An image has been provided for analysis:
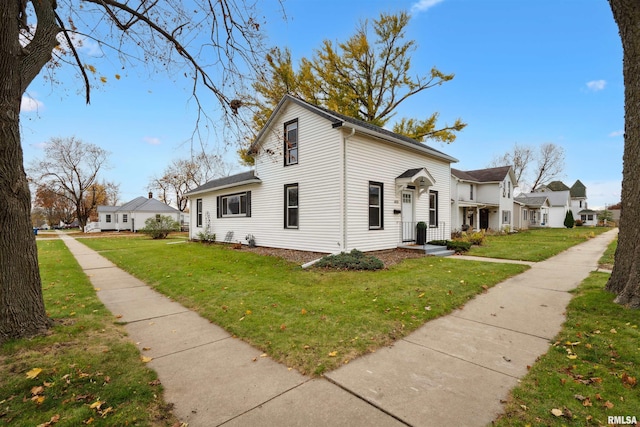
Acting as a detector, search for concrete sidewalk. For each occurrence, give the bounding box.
[58,229,617,426]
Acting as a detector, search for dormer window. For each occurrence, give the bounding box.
[284,119,298,166]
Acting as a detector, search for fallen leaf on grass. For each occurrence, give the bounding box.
[604,400,614,409]
[26,368,42,379]
[89,401,102,410]
[610,328,617,334]
[300,308,307,315]
[328,351,338,357]
[36,414,60,427]
[621,372,637,387]
[31,386,44,396]
[148,379,161,386]
[551,408,563,417]
[141,356,152,363]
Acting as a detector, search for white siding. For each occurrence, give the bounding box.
[343,133,451,252]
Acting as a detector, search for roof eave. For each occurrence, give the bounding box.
[185,178,262,197]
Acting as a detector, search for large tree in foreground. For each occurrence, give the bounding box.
[1,0,275,343]
[242,11,465,163]
[606,0,640,308]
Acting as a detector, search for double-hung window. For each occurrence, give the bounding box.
[106,214,111,223]
[369,182,383,230]
[217,192,252,218]
[284,184,299,229]
[429,191,439,227]
[196,198,203,227]
[502,210,511,224]
[470,184,474,200]
[284,119,298,166]
[123,214,128,223]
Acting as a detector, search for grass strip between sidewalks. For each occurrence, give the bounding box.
[0,240,178,427]
[467,227,610,261]
[494,237,639,426]
[79,236,529,375]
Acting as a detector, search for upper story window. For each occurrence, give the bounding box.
[217,192,252,218]
[470,184,474,200]
[284,119,298,166]
[508,181,511,198]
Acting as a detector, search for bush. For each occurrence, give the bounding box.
[140,215,180,239]
[575,219,583,227]
[315,249,384,270]
[196,230,216,242]
[564,210,575,228]
[446,241,471,253]
[427,240,471,253]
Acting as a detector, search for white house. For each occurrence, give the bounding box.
[92,193,183,232]
[450,166,517,232]
[186,94,457,253]
[513,194,551,229]
[532,179,594,227]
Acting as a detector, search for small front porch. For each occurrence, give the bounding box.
[397,220,453,256]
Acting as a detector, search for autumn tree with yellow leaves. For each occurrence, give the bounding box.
[240,11,466,164]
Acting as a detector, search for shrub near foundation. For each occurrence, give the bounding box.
[315,249,384,270]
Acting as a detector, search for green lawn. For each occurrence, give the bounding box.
[467,227,612,262]
[0,240,178,426]
[78,236,529,375]
[494,237,639,426]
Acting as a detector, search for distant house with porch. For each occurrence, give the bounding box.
[513,194,550,229]
[88,193,184,232]
[450,166,517,232]
[533,179,595,226]
[186,94,457,253]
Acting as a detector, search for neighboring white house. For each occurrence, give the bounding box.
[526,186,571,228]
[450,166,517,232]
[186,94,457,253]
[91,193,183,232]
[513,194,551,229]
[532,179,595,227]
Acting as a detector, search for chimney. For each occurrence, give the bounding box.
[148,191,153,199]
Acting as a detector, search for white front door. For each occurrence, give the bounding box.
[402,191,415,241]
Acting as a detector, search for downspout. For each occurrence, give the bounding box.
[342,126,356,251]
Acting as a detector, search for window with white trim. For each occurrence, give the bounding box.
[196,199,203,227]
[123,214,128,223]
[502,210,511,224]
[429,191,439,227]
[284,184,299,229]
[217,192,252,218]
[369,182,383,230]
[106,214,111,223]
[284,119,298,166]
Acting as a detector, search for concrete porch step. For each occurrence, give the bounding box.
[424,244,455,257]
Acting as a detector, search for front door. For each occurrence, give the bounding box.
[402,191,414,242]
[480,208,489,230]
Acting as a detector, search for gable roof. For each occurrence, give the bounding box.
[541,181,570,192]
[514,194,549,208]
[451,165,516,184]
[251,94,458,164]
[98,197,180,214]
[570,179,587,198]
[185,170,261,197]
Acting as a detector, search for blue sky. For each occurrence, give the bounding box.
[21,0,623,209]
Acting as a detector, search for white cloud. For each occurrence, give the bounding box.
[609,129,624,137]
[411,0,444,14]
[143,136,161,145]
[586,79,606,92]
[21,95,43,112]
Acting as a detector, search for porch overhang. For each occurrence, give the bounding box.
[396,168,436,196]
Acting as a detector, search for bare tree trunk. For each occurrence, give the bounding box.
[0,1,51,343]
[606,0,640,308]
